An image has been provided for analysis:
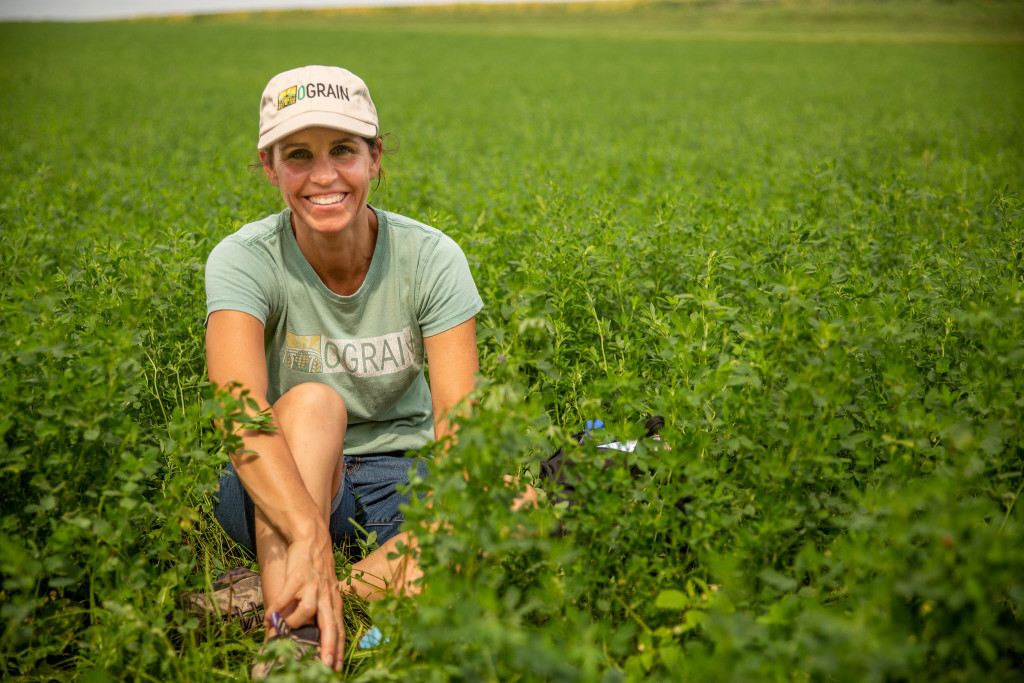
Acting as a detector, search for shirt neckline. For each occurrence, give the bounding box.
[282,206,388,305]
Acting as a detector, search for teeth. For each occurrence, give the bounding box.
[308,193,345,205]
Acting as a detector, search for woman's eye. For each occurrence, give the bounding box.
[332,145,354,156]
[287,150,311,160]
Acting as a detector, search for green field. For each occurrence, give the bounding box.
[2,0,1023,680]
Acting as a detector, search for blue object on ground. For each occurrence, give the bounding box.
[585,419,605,432]
[358,625,388,649]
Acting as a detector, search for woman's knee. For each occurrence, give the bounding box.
[275,382,348,427]
[273,383,347,503]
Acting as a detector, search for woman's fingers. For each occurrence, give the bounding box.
[314,546,345,669]
[504,474,539,510]
[319,589,344,670]
[333,581,345,670]
[267,568,321,628]
[274,559,346,669]
[263,540,346,670]
[291,584,319,630]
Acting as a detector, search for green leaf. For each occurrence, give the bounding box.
[655,589,689,610]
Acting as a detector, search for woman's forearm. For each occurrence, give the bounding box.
[231,407,326,545]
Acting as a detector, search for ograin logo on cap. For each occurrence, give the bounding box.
[277,83,352,111]
[278,86,298,110]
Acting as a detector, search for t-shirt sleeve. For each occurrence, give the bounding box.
[417,234,484,337]
[204,236,279,325]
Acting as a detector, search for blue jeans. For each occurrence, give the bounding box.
[213,452,429,556]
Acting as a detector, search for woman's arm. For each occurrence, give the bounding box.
[206,310,323,537]
[206,309,345,669]
[423,316,479,444]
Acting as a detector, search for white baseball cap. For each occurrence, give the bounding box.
[258,65,378,150]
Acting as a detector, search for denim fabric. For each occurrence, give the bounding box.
[213,452,428,556]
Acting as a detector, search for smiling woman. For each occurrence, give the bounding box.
[201,65,483,678]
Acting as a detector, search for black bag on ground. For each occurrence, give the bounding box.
[539,415,666,510]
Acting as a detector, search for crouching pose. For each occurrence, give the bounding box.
[204,65,482,676]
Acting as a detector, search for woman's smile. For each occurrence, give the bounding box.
[307,192,348,206]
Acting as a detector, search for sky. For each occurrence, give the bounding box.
[0,0,601,21]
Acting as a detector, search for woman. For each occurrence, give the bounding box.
[204,65,482,674]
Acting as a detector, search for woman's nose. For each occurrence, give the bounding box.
[310,155,337,184]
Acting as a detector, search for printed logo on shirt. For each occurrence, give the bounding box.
[283,327,416,377]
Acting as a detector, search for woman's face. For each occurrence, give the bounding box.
[262,126,381,240]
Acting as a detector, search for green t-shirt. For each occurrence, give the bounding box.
[205,207,483,455]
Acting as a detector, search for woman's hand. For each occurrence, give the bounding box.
[266,523,345,670]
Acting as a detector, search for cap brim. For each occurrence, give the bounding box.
[258,110,378,150]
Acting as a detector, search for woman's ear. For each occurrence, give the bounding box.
[369,137,383,179]
[260,148,279,186]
